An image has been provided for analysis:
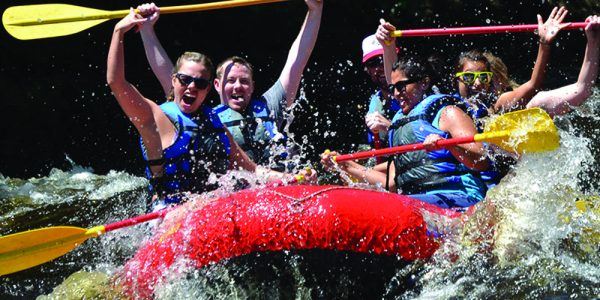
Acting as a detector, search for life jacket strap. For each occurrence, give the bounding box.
[149,175,168,199]
[146,157,165,166]
[222,116,273,128]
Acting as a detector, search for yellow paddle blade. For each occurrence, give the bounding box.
[0,225,105,276]
[477,108,560,153]
[3,0,288,40]
[2,4,122,40]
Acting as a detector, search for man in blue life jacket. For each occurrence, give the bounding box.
[362,34,399,149]
[137,1,323,172]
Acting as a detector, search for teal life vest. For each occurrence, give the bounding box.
[388,94,486,198]
[142,102,231,204]
[214,99,284,165]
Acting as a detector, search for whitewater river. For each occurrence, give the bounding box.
[1,94,599,299]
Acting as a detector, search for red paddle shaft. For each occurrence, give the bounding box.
[103,176,300,232]
[394,22,588,37]
[335,136,475,162]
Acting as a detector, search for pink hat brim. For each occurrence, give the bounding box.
[362,47,400,63]
[362,49,384,63]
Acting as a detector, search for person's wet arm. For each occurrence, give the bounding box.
[107,8,164,166]
[436,106,489,171]
[375,19,398,85]
[138,3,174,99]
[320,150,396,190]
[278,0,323,107]
[527,15,599,116]
[495,6,569,112]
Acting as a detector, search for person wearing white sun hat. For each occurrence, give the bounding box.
[362,33,399,150]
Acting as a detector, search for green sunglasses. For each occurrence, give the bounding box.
[455,71,493,85]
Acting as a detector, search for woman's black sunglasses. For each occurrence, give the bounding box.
[175,73,210,90]
[387,77,423,94]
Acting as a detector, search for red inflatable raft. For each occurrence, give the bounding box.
[121,185,463,296]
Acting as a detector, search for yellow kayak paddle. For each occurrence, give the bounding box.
[3,0,287,40]
[0,175,303,276]
[335,108,560,162]
[0,209,169,277]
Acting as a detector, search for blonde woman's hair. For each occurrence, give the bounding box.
[483,51,519,95]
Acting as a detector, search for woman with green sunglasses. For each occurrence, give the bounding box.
[455,6,570,116]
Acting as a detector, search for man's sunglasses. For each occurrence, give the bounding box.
[455,71,493,85]
[364,56,383,69]
[175,73,210,90]
[387,77,423,94]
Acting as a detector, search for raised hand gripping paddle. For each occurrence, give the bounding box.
[391,22,588,38]
[334,108,560,162]
[3,0,287,40]
[0,174,304,276]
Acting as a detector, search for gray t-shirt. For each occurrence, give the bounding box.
[261,79,287,130]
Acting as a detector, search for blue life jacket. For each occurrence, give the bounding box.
[387,94,486,199]
[214,99,285,166]
[453,92,489,132]
[367,90,400,145]
[142,102,231,204]
[454,93,512,188]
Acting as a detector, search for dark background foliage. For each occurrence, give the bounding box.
[1,0,598,178]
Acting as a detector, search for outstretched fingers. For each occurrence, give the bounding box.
[553,6,567,22]
[538,6,569,43]
[547,6,558,20]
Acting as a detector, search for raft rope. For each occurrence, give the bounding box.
[268,186,377,213]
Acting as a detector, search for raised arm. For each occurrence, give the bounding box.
[106,8,166,170]
[375,18,398,85]
[527,15,600,117]
[138,3,174,99]
[278,0,323,106]
[495,6,569,112]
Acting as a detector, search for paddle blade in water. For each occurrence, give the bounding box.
[2,4,119,40]
[482,108,560,153]
[0,225,104,276]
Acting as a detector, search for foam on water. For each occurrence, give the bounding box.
[404,92,600,299]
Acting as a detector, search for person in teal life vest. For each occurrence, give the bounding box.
[527,15,600,117]
[321,53,490,210]
[107,8,315,211]
[361,34,399,148]
[135,1,322,172]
